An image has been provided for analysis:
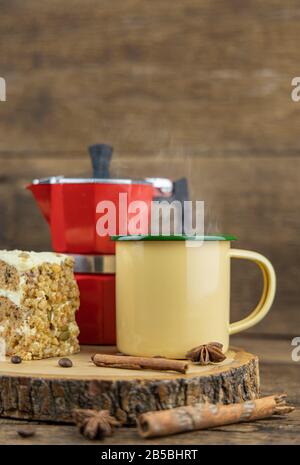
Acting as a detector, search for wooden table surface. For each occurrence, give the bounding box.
[0,334,299,445]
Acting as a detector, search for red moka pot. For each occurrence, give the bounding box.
[27,178,155,254]
[72,255,116,345]
[26,144,188,345]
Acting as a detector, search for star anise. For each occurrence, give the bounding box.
[186,342,226,365]
[73,409,120,440]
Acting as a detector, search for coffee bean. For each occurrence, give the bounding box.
[58,357,73,368]
[17,427,35,438]
[11,355,22,364]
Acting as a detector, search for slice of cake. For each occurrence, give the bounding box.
[0,250,80,360]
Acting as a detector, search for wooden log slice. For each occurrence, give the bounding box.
[0,346,259,425]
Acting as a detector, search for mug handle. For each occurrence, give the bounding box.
[229,249,276,335]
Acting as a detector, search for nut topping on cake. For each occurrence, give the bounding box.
[0,250,80,360]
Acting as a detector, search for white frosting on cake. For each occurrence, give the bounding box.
[0,275,26,306]
[0,287,22,306]
[0,250,67,272]
[0,251,68,306]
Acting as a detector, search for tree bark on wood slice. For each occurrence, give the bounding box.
[0,347,260,425]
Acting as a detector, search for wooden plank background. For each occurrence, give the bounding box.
[0,0,299,336]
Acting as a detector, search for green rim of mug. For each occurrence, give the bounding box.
[112,234,237,241]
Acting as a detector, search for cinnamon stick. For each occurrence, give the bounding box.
[92,354,188,374]
[137,394,294,438]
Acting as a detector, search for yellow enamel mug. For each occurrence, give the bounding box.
[113,235,276,359]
